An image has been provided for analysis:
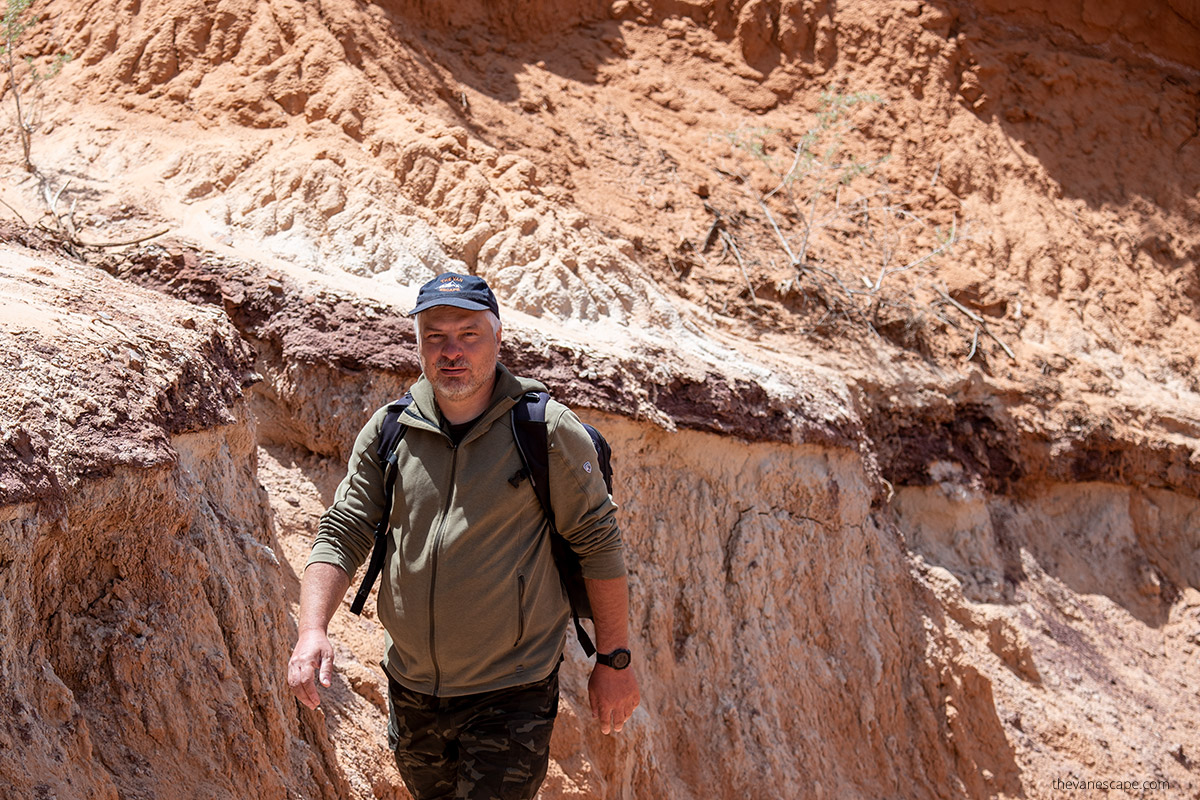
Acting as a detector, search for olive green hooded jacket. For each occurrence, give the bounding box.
[307,363,625,697]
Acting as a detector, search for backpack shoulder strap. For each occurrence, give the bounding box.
[511,390,596,657]
[376,394,413,464]
[350,393,413,616]
[511,391,552,522]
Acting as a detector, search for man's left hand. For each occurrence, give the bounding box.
[588,664,640,734]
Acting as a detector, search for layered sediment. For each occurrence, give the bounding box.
[2,0,1198,796]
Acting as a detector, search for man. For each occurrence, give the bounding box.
[287,272,640,800]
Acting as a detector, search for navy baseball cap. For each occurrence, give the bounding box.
[407,272,500,318]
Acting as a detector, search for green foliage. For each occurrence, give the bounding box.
[2,0,35,52]
[4,0,71,172]
[723,90,889,272]
[708,88,993,358]
[728,91,886,195]
[27,51,72,81]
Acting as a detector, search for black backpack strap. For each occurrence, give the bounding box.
[512,391,553,520]
[512,391,596,657]
[349,394,413,616]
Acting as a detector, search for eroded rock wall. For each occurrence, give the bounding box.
[69,237,1200,799]
[2,418,338,800]
[584,418,1020,798]
[898,481,1200,793]
[0,245,347,799]
[5,224,1200,799]
[3,0,1199,794]
[125,242,1024,799]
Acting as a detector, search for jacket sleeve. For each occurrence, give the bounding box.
[545,404,627,580]
[306,405,392,577]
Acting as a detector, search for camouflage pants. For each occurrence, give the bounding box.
[386,668,559,800]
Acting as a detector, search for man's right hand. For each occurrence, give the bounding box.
[289,562,351,710]
[288,629,335,709]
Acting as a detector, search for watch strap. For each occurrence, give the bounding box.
[596,647,632,669]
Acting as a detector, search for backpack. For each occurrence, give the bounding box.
[348,390,612,657]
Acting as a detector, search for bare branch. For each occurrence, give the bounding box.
[75,228,172,249]
[756,196,797,265]
[0,195,28,224]
[935,285,983,323]
[985,327,1017,361]
[721,230,758,307]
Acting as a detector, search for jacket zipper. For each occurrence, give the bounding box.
[514,574,527,647]
[427,443,458,696]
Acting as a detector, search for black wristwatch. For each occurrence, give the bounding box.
[596,648,632,670]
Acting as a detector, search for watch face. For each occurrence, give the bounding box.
[609,649,631,669]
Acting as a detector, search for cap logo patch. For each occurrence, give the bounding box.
[407,272,500,318]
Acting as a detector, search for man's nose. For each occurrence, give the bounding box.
[442,336,464,357]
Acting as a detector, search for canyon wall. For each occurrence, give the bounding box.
[2,242,1027,799]
[1,0,1198,797]
[0,244,351,799]
[6,236,1197,798]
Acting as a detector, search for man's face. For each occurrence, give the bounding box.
[416,306,502,405]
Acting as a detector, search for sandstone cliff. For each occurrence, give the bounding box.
[0,239,348,799]
[1,0,1198,798]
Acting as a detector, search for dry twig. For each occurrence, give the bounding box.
[720,230,758,307]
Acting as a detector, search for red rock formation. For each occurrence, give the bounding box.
[2,0,1198,797]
